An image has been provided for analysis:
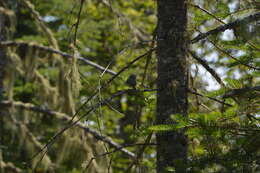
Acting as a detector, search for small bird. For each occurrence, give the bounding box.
[125,74,137,89]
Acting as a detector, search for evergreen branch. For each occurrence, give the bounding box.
[193,28,260,70]
[190,4,260,52]
[191,12,260,44]
[223,85,260,98]
[100,0,149,41]
[189,50,225,87]
[189,4,225,24]
[0,41,117,75]
[209,40,260,70]
[0,100,136,158]
[188,89,233,107]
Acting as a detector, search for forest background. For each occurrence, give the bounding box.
[0,0,259,172]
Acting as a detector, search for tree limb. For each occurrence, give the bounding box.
[223,85,260,98]
[209,39,260,71]
[189,50,225,87]
[188,89,233,107]
[0,100,135,158]
[0,41,117,75]
[191,12,260,44]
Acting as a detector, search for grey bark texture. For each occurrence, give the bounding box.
[156,0,188,172]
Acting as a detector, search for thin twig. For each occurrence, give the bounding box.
[73,0,85,45]
[124,133,153,172]
[68,48,155,124]
[141,26,157,85]
[84,142,156,172]
[1,89,157,162]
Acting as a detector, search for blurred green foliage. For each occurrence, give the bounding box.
[1,0,259,172]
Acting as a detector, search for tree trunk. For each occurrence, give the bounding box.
[0,2,7,100]
[156,0,188,172]
[0,2,8,172]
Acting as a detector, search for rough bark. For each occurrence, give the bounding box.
[156,0,188,172]
[0,2,8,173]
[0,2,7,100]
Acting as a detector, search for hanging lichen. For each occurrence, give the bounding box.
[34,71,58,109]
[1,1,112,172]
[55,128,110,173]
[20,0,58,50]
[0,6,16,38]
[23,44,38,80]
[3,47,24,101]
[66,44,82,98]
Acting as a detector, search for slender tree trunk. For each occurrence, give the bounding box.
[0,3,8,172]
[0,1,7,100]
[156,0,188,172]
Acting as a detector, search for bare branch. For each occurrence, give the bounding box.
[191,12,260,44]
[0,41,117,75]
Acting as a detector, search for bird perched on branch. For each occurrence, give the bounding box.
[125,74,137,89]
